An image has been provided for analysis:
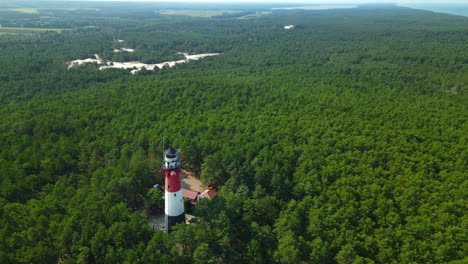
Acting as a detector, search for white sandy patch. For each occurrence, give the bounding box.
[113,48,135,53]
[284,25,295,29]
[68,52,220,74]
[68,54,103,69]
[184,53,219,60]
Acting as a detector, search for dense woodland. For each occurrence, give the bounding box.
[0,1,467,263]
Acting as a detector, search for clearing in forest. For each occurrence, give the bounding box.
[181,170,204,192]
[160,10,242,18]
[0,27,63,34]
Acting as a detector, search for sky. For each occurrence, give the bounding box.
[80,0,468,3]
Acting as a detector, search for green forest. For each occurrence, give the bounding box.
[0,1,467,263]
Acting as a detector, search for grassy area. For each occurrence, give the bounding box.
[0,27,63,34]
[0,8,39,13]
[0,8,99,13]
[237,11,272,19]
[160,10,242,18]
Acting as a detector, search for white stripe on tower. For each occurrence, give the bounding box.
[165,189,184,216]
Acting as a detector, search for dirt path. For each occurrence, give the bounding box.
[180,169,204,192]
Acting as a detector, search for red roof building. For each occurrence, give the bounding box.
[182,188,199,200]
[198,189,218,199]
[182,188,218,204]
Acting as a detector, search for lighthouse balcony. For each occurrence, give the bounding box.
[164,156,178,163]
[164,161,181,170]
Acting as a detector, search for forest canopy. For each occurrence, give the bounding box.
[0,1,467,263]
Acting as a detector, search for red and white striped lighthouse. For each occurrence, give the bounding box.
[162,147,185,233]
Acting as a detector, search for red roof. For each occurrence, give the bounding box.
[182,188,217,202]
[198,189,218,199]
[182,188,199,200]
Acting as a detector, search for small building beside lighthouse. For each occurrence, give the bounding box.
[161,147,185,233]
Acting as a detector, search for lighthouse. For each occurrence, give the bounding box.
[162,147,185,233]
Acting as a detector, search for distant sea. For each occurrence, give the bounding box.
[273,4,468,17]
[398,4,468,17]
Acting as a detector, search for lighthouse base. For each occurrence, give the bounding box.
[165,213,185,233]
